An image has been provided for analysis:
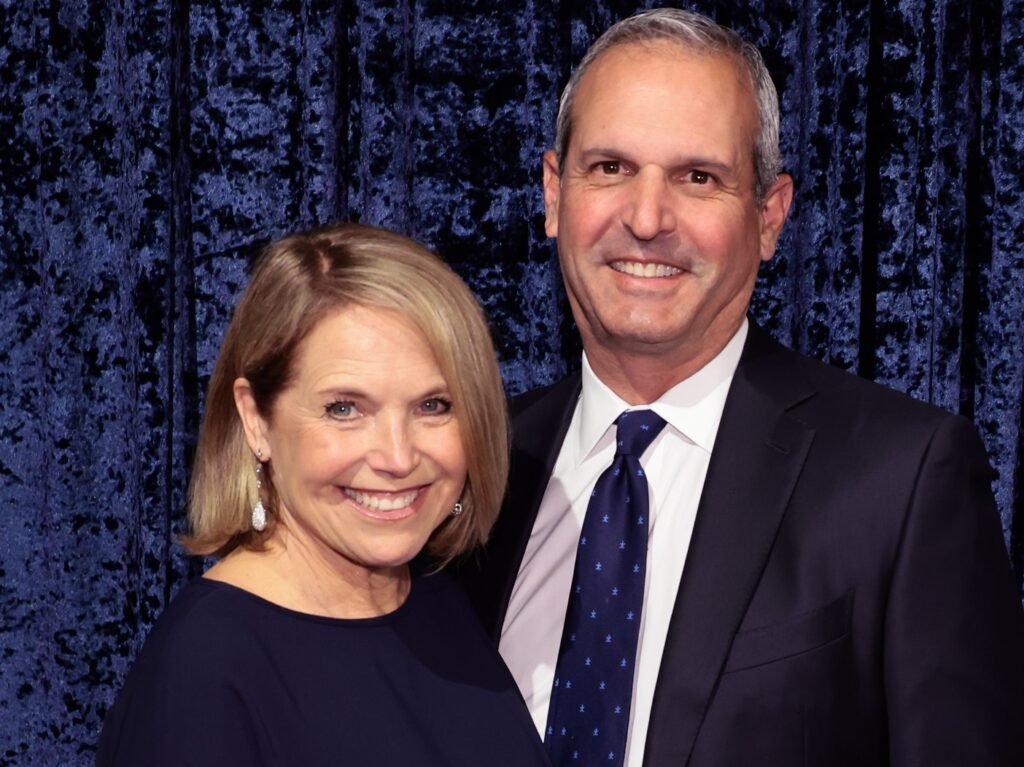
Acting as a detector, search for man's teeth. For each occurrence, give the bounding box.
[611,261,682,278]
[344,488,419,511]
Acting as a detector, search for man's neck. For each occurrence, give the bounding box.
[583,322,747,405]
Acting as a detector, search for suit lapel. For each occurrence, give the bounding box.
[643,325,817,766]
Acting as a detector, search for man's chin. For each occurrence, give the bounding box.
[590,318,698,354]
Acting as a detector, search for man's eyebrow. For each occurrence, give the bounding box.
[574,147,632,163]
[671,156,735,176]
[576,147,735,175]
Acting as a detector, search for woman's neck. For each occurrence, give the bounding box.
[203,535,411,619]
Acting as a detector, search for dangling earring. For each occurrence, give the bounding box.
[252,449,267,532]
[451,501,463,517]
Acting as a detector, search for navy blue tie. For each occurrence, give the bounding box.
[544,410,667,766]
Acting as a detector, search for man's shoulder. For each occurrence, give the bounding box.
[797,348,950,415]
[508,329,968,437]
[509,372,581,420]
[750,328,971,440]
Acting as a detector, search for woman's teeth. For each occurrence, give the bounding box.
[344,488,419,511]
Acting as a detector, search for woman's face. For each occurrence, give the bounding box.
[243,305,467,579]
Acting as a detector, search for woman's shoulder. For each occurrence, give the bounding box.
[403,562,479,625]
[96,579,277,765]
[143,578,262,649]
[110,578,271,698]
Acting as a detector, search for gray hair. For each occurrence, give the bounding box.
[553,8,782,200]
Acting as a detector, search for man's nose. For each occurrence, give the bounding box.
[366,415,418,476]
[623,167,676,240]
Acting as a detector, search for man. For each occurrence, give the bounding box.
[455,8,1024,767]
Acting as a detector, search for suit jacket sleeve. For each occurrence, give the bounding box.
[885,415,1024,764]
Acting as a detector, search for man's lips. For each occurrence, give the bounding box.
[610,260,683,278]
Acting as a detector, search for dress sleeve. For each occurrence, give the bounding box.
[96,595,271,767]
[98,663,269,766]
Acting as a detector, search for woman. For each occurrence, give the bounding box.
[97,223,550,766]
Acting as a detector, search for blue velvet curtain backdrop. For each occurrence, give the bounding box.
[1,0,1022,763]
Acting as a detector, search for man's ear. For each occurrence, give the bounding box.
[233,378,270,459]
[758,173,794,262]
[542,150,561,238]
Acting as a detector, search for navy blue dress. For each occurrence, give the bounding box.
[97,569,550,766]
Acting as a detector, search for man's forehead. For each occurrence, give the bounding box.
[568,41,758,149]
[579,39,752,96]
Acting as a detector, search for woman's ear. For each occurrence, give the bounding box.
[233,378,271,459]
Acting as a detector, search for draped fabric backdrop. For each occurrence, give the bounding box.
[1,0,1021,763]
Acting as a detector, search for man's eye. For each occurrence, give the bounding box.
[689,170,711,184]
[325,401,356,419]
[597,161,621,175]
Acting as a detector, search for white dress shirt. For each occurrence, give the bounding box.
[499,321,747,767]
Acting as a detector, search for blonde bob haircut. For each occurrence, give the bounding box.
[185,222,509,566]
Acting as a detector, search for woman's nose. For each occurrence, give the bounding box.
[365,415,418,476]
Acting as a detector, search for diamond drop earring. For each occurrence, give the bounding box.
[252,449,267,532]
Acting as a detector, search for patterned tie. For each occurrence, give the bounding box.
[544,409,667,766]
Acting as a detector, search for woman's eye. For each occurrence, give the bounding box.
[325,401,357,419]
[419,397,453,415]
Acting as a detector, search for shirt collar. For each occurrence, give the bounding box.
[576,319,748,461]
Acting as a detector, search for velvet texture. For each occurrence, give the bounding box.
[1,1,1021,763]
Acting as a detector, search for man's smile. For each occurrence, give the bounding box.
[610,260,683,278]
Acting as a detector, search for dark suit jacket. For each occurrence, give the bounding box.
[456,323,1024,766]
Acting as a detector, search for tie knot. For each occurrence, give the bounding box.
[614,410,666,457]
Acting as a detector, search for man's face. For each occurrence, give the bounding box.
[543,42,792,372]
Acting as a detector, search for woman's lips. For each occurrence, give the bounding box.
[343,487,423,519]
